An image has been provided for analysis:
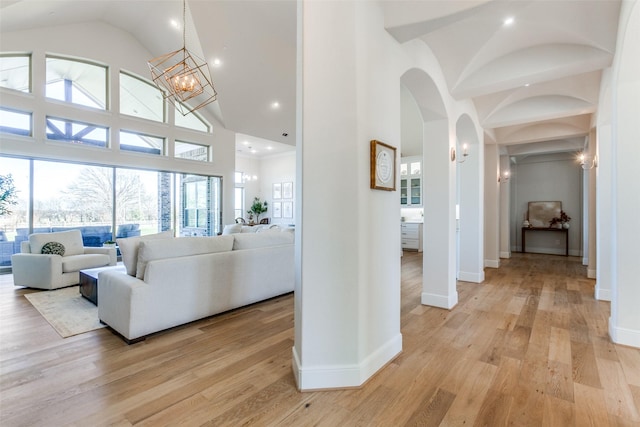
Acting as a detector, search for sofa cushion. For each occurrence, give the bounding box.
[41,241,66,256]
[221,223,242,235]
[117,231,174,276]
[62,254,111,272]
[29,230,84,256]
[232,232,294,250]
[136,235,234,279]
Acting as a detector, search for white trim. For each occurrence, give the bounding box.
[458,270,485,283]
[587,269,596,279]
[292,334,402,391]
[595,285,611,301]
[609,318,640,349]
[485,259,500,268]
[499,251,511,259]
[422,291,458,309]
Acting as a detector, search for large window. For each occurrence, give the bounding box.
[177,174,222,236]
[175,106,209,132]
[175,141,209,161]
[45,56,107,110]
[0,54,30,93]
[0,108,31,136]
[120,130,164,155]
[120,72,164,122]
[46,117,108,147]
[0,156,223,269]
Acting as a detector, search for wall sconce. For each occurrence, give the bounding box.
[451,143,469,163]
[498,171,510,183]
[579,153,597,170]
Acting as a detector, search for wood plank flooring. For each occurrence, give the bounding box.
[1,252,639,426]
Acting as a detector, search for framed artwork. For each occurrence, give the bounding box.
[283,201,293,218]
[272,183,282,200]
[370,139,396,191]
[273,202,282,218]
[282,182,293,199]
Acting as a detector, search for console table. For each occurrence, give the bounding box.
[522,227,569,256]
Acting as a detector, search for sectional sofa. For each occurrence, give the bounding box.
[98,229,295,343]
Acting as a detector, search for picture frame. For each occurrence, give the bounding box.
[272,183,282,200]
[282,182,293,199]
[283,201,293,218]
[370,139,396,191]
[273,202,282,218]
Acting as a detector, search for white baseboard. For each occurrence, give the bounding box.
[422,291,458,309]
[587,269,596,279]
[519,246,580,257]
[458,270,485,283]
[595,285,611,301]
[499,251,511,259]
[609,318,640,349]
[292,334,403,391]
[485,259,500,268]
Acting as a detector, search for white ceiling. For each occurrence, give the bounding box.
[0,0,623,161]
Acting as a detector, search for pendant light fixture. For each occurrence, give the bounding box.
[148,0,217,116]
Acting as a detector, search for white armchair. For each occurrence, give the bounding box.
[11,230,116,290]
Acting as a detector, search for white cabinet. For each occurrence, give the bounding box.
[401,222,423,252]
[400,157,422,207]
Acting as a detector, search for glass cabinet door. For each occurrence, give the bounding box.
[400,179,408,205]
[410,178,421,205]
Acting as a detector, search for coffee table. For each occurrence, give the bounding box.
[79,265,125,305]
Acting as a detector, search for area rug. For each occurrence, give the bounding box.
[24,286,105,338]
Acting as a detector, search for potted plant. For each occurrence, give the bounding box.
[103,240,117,247]
[247,197,268,224]
[549,210,571,229]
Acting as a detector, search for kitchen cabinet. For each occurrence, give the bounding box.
[401,222,423,252]
[400,157,421,206]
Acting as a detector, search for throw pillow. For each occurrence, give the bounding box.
[41,241,66,256]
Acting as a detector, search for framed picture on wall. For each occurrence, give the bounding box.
[283,201,293,218]
[272,183,282,200]
[370,139,396,191]
[273,202,282,218]
[282,182,293,199]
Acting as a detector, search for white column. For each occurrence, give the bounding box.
[609,0,640,348]
[422,120,458,308]
[484,144,500,268]
[499,155,511,258]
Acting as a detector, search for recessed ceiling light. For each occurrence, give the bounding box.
[524,83,530,87]
[243,141,249,145]
[271,101,280,109]
[266,146,273,150]
[170,19,180,29]
[212,58,222,67]
[503,17,515,26]
[251,149,257,154]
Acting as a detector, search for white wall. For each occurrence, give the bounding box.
[400,84,423,157]
[608,0,640,348]
[259,152,296,227]
[510,154,582,256]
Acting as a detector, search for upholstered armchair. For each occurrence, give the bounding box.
[11,230,116,290]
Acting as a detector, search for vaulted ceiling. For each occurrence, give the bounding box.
[382,0,621,159]
[0,0,623,160]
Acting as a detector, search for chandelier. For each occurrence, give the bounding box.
[148,0,217,116]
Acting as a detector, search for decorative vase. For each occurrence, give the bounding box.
[562,222,570,229]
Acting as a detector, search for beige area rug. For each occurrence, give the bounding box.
[24,286,105,338]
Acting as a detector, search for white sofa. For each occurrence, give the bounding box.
[98,230,294,343]
[12,230,116,290]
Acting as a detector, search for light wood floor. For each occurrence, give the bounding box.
[1,252,639,426]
